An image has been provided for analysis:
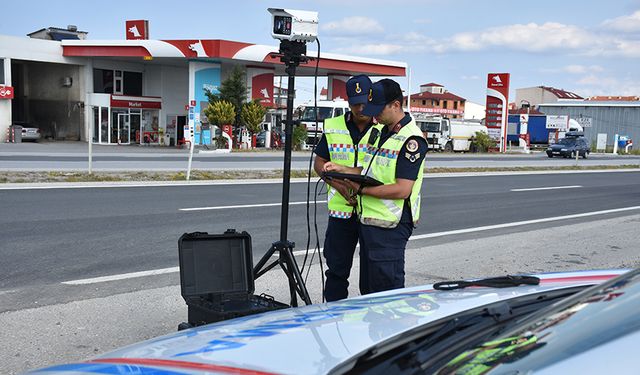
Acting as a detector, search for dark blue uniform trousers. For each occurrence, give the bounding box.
[323,215,359,302]
[358,221,413,295]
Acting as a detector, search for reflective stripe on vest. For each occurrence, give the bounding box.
[359,120,425,228]
[324,116,356,219]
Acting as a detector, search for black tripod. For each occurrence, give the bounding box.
[253,40,312,307]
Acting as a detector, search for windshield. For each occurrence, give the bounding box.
[558,138,577,146]
[435,270,640,374]
[420,121,440,132]
[300,107,334,121]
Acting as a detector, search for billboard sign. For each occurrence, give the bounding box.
[546,115,569,130]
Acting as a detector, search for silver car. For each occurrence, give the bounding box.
[14,121,41,141]
[28,268,640,374]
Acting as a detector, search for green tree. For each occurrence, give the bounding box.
[205,66,247,128]
[204,100,236,148]
[471,131,496,152]
[241,100,267,145]
[292,124,308,151]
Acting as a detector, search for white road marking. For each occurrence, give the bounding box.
[60,205,640,285]
[511,185,582,192]
[62,267,179,285]
[410,205,640,240]
[180,200,327,211]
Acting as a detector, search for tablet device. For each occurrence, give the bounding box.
[323,171,383,186]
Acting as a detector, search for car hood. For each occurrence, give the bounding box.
[30,270,627,375]
[549,144,574,150]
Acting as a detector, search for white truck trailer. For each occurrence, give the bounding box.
[298,99,350,148]
[414,114,488,152]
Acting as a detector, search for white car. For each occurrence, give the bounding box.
[29,269,639,374]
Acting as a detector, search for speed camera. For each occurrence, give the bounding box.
[268,8,318,43]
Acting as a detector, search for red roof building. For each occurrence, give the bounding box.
[404,83,466,118]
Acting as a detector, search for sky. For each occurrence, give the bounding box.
[2,0,640,104]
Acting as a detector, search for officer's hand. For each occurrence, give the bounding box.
[323,162,342,172]
[343,179,360,192]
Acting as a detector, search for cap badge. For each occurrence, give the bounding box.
[355,82,362,94]
[368,88,373,102]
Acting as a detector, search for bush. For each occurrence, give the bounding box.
[292,124,308,151]
[471,131,496,152]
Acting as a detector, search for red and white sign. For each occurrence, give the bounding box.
[485,73,510,152]
[0,85,14,100]
[111,95,161,109]
[190,100,196,107]
[411,107,464,115]
[126,20,149,40]
[251,73,274,107]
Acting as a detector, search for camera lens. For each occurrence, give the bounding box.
[273,15,292,35]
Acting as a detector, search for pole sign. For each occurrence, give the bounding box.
[546,115,569,130]
[485,73,510,152]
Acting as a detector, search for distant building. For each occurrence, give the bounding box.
[27,26,88,41]
[538,101,640,147]
[516,86,583,107]
[405,83,465,119]
[587,95,639,101]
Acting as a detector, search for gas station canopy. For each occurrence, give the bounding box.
[61,39,406,77]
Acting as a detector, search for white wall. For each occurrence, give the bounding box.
[159,65,188,131]
[464,101,486,120]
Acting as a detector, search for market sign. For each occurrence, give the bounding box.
[0,85,14,99]
[546,115,569,129]
[111,95,162,109]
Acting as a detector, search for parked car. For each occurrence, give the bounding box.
[29,269,639,374]
[13,121,41,142]
[256,130,268,147]
[547,132,590,158]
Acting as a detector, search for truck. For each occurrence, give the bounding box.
[413,114,488,152]
[298,99,350,147]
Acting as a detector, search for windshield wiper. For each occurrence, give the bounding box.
[433,275,540,291]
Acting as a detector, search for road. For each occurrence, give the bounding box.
[1,171,639,312]
[2,170,640,374]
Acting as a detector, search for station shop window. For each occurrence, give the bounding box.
[93,69,143,96]
[0,59,4,84]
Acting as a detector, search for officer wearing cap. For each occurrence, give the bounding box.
[323,78,427,294]
[313,75,376,302]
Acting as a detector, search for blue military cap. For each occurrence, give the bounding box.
[362,79,403,117]
[345,75,372,105]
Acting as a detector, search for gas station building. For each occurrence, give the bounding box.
[0,22,406,145]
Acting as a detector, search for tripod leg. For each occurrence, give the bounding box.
[280,247,312,305]
[280,258,299,307]
[253,245,277,280]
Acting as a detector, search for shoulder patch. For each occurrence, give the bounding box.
[406,139,419,153]
[405,152,421,163]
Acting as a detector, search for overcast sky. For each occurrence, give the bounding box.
[2,0,640,104]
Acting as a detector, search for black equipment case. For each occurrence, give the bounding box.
[178,230,288,327]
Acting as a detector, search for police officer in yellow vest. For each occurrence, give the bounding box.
[313,75,375,302]
[323,79,427,294]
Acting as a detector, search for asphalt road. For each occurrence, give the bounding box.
[1,171,639,312]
